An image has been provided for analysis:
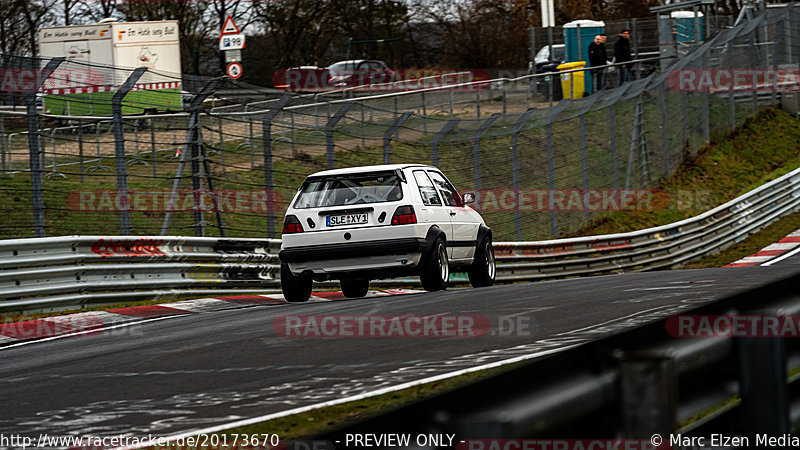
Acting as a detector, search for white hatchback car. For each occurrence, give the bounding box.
[278,164,496,302]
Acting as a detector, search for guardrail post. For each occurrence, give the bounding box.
[112,67,147,235]
[326,103,354,169]
[383,112,412,164]
[618,354,677,437]
[472,114,501,201]
[511,109,537,240]
[262,94,292,238]
[28,57,64,237]
[608,104,619,189]
[737,337,789,435]
[659,83,669,177]
[431,119,459,168]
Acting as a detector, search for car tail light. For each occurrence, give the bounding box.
[391,206,417,225]
[282,215,304,234]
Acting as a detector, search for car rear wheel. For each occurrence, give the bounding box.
[281,263,312,303]
[341,279,370,298]
[420,238,449,292]
[468,236,496,288]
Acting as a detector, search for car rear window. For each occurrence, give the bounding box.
[294,172,403,208]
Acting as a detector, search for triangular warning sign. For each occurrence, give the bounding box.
[220,15,240,35]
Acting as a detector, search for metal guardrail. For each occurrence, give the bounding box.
[0,236,282,312]
[316,270,800,441]
[2,162,800,313]
[492,163,800,280]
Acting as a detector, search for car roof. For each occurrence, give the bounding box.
[329,59,386,66]
[307,164,433,178]
[330,60,366,65]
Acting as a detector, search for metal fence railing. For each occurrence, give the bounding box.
[0,6,797,242]
[314,269,800,441]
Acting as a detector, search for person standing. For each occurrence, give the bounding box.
[588,34,608,92]
[615,29,633,85]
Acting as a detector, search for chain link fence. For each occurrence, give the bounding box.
[0,5,796,241]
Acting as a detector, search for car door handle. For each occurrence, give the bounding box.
[450,212,456,216]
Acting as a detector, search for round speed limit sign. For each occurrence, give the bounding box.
[226,62,243,79]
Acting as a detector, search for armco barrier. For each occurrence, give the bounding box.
[316,270,800,440]
[0,236,282,312]
[2,164,800,313]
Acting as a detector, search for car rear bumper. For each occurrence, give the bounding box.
[279,238,427,263]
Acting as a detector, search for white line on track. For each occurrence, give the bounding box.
[762,245,800,266]
[0,315,185,351]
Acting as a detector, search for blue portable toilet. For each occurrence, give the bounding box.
[563,19,605,96]
[671,11,704,43]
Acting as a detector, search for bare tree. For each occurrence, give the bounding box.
[253,0,334,68]
[17,0,56,56]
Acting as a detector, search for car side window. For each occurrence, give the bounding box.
[413,171,442,206]
[428,171,463,207]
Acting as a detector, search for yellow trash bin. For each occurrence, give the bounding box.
[557,61,587,99]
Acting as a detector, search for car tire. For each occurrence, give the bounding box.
[281,263,312,303]
[341,279,370,298]
[420,238,449,292]
[468,236,496,288]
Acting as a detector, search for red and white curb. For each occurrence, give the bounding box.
[724,229,800,267]
[0,289,423,346]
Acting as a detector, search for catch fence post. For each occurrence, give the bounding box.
[262,94,293,238]
[27,57,65,237]
[326,103,354,169]
[511,109,537,240]
[383,113,412,164]
[112,67,147,235]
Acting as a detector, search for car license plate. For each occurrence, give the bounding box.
[326,213,368,227]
